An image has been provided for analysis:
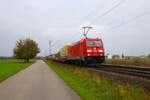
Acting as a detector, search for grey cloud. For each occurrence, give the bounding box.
[0,0,150,56]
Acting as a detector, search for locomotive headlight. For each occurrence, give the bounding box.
[98,50,103,52]
[87,54,91,56]
[87,49,92,52]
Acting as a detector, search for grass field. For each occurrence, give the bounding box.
[45,60,149,100]
[0,60,33,82]
[105,58,150,68]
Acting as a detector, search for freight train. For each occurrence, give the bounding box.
[50,37,105,65]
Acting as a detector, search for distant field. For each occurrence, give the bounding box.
[0,60,33,82]
[105,58,150,68]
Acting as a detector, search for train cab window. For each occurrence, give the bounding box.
[87,41,102,47]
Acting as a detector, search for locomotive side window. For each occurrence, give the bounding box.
[87,41,102,47]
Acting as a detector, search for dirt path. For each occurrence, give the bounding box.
[0,60,80,100]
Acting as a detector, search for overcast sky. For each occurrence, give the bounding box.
[0,0,150,56]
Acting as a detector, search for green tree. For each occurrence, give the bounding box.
[13,38,40,62]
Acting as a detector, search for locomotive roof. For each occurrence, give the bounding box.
[71,38,102,45]
[81,37,101,41]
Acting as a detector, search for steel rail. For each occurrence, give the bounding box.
[88,64,150,80]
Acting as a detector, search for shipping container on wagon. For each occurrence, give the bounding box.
[60,45,70,58]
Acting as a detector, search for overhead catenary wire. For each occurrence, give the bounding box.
[66,0,127,40]
[67,0,150,47]
[89,0,127,25]
[85,0,150,36]
[102,10,150,33]
[83,0,110,20]
[50,0,150,54]
[68,0,113,39]
[107,1,150,26]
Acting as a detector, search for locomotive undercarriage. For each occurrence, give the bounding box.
[84,56,105,65]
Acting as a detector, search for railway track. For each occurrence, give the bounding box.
[88,64,150,80]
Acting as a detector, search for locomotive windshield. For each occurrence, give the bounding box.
[87,40,102,47]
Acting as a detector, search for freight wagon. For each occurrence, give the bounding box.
[53,37,105,65]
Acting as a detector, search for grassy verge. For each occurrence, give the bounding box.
[105,58,150,68]
[0,60,33,82]
[45,60,149,100]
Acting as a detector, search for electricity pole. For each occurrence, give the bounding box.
[82,26,93,38]
[49,41,51,55]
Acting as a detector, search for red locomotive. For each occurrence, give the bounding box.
[51,37,105,65]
